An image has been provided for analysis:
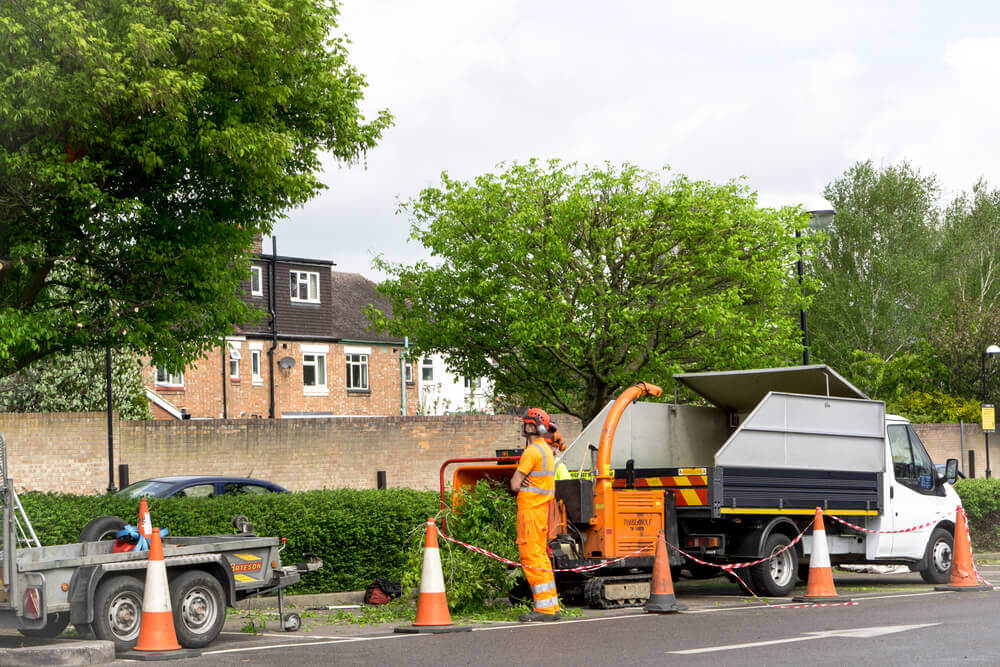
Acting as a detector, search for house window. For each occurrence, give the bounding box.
[464,376,482,390]
[228,346,241,380]
[250,266,262,296]
[346,353,369,390]
[421,358,434,382]
[289,271,320,303]
[303,353,326,389]
[405,361,414,384]
[251,350,262,384]
[155,368,184,387]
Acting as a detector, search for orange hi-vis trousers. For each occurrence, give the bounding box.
[517,502,559,614]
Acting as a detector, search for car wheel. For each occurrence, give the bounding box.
[749,533,798,597]
[80,516,126,543]
[18,612,71,638]
[920,526,953,585]
[93,575,145,651]
[169,570,226,648]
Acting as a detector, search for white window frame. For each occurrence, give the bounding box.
[228,345,241,380]
[289,270,320,303]
[250,346,262,385]
[421,358,434,382]
[155,367,184,387]
[405,360,414,384]
[302,344,329,395]
[250,266,263,296]
[346,350,369,391]
[464,376,482,390]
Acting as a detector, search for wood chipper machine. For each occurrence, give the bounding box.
[440,382,681,608]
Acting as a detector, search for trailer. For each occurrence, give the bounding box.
[446,365,962,606]
[0,434,321,651]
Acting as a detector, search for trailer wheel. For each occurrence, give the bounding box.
[18,612,70,638]
[919,526,953,584]
[169,570,226,648]
[80,516,126,542]
[93,575,145,651]
[749,533,798,597]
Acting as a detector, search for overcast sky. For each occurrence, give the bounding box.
[274,1,1000,280]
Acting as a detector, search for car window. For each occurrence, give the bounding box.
[117,481,174,498]
[223,483,271,495]
[176,483,215,499]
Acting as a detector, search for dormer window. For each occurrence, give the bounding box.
[250,266,263,296]
[290,271,320,303]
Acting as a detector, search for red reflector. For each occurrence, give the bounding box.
[22,587,40,620]
[686,537,721,548]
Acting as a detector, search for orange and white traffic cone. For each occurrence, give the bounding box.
[935,506,992,592]
[120,528,201,660]
[645,529,686,613]
[138,498,152,540]
[793,507,849,603]
[395,518,470,634]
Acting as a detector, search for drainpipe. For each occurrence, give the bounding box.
[400,336,408,415]
[268,236,277,419]
[221,344,228,419]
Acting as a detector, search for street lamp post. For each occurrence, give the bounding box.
[982,344,1000,479]
[799,209,836,365]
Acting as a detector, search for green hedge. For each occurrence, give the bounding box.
[18,489,439,594]
[954,479,1000,552]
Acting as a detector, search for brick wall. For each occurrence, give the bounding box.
[0,412,118,494]
[0,412,581,493]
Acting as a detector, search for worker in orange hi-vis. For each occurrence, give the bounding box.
[509,408,561,622]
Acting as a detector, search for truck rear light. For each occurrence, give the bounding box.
[686,537,720,548]
[22,587,41,620]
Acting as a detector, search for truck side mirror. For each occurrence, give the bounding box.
[945,458,959,484]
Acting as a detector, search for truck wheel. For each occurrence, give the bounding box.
[169,570,226,648]
[80,516,126,542]
[750,533,798,597]
[18,612,70,638]
[919,526,953,584]
[93,575,145,651]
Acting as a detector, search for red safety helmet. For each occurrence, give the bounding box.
[522,407,551,435]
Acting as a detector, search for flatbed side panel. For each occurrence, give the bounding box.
[712,466,882,517]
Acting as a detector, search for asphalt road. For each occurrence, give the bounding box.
[150,565,1000,666]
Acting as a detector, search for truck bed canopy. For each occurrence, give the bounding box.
[673,365,867,413]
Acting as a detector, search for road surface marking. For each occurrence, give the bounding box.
[669,623,939,654]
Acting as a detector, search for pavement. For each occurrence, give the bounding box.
[2,555,999,665]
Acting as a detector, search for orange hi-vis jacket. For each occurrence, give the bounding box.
[516,438,556,509]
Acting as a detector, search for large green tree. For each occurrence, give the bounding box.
[373,161,817,422]
[809,161,941,371]
[0,0,391,377]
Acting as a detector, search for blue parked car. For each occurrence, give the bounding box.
[116,475,289,499]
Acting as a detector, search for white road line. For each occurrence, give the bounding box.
[205,634,414,655]
[669,623,939,655]
[219,631,352,639]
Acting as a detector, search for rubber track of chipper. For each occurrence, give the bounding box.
[583,574,653,609]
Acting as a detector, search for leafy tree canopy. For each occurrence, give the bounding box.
[0,348,151,421]
[0,0,391,377]
[373,160,818,422]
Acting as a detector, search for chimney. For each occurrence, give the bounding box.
[251,233,264,255]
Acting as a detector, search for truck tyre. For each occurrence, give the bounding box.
[169,570,226,648]
[80,516,126,542]
[93,575,145,651]
[919,526,954,584]
[18,612,70,638]
[749,533,798,597]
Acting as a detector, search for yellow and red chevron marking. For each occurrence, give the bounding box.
[612,474,708,506]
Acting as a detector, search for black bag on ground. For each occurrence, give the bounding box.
[364,578,402,605]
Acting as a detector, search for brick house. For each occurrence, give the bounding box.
[143,241,416,419]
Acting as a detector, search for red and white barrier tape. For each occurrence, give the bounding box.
[822,508,951,535]
[434,526,652,573]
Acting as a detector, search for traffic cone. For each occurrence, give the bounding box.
[935,506,992,592]
[645,529,686,613]
[138,498,152,540]
[120,528,201,660]
[793,508,849,603]
[395,518,470,634]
